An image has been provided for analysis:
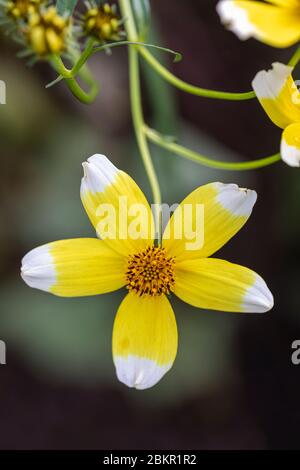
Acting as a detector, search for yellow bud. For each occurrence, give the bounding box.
[101,23,111,38]
[30,25,46,55]
[87,8,98,17]
[103,3,111,14]
[43,6,56,22]
[29,11,40,26]
[86,17,96,30]
[110,18,119,31]
[45,28,63,53]
[52,15,66,30]
[11,7,21,18]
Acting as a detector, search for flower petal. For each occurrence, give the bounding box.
[80,154,155,257]
[112,293,178,390]
[162,182,256,261]
[21,238,126,297]
[217,1,300,47]
[252,62,300,129]
[174,257,274,313]
[268,0,300,6]
[281,122,300,166]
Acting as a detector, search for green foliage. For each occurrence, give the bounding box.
[56,0,78,16]
[131,0,151,38]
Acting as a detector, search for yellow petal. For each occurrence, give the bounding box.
[174,258,274,313]
[268,1,300,6]
[162,182,256,261]
[21,238,126,297]
[252,62,300,129]
[30,26,47,55]
[112,293,178,390]
[281,122,300,166]
[217,1,300,47]
[45,28,64,54]
[80,154,155,257]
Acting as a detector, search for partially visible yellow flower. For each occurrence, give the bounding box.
[26,6,70,56]
[83,2,123,42]
[5,0,41,20]
[217,0,300,48]
[252,62,300,166]
[20,155,273,390]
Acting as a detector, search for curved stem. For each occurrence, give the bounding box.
[138,47,256,101]
[139,40,300,100]
[145,127,281,171]
[64,77,99,104]
[120,0,162,239]
[50,53,99,104]
[50,54,73,77]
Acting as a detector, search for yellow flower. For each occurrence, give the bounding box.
[252,62,300,166]
[26,6,70,56]
[217,0,300,48]
[5,0,42,20]
[83,2,123,42]
[21,155,273,390]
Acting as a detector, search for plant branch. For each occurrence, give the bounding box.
[120,0,162,239]
[145,127,281,171]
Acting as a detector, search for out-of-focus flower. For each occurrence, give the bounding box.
[5,0,41,20]
[25,5,70,56]
[217,0,300,48]
[21,155,273,390]
[252,62,300,166]
[82,2,124,42]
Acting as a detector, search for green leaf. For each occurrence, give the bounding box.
[92,41,182,63]
[131,0,151,38]
[56,0,78,16]
[45,75,64,89]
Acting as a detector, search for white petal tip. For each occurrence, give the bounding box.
[252,62,293,99]
[281,139,300,167]
[215,183,257,216]
[243,275,274,313]
[114,356,171,390]
[81,154,119,194]
[217,0,256,40]
[21,245,56,292]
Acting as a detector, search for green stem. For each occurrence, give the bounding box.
[138,47,256,101]
[145,127,281,171]
[120,0,162,239]
[64,77,99,104]
[288,45,300,67]
[50,54,73,77]
[138,41,300,100]
[50,53,99,104]
[71,39,96,76]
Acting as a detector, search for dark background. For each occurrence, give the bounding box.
[0,0,300,450]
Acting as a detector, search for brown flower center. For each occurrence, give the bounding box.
[126,246,175,297]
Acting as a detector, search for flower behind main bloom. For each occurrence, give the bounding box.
[252,62,300,166]
[217,0,300,48]
[26,6,70,56]
[20,155,273,390]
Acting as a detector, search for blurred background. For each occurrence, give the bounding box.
[0,0,299,450]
